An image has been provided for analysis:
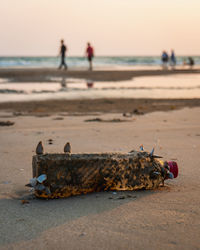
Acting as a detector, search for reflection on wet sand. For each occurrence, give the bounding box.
[0,74,200,102]
[60,76,67,88]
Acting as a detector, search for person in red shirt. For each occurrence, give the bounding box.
[86,42,94,71]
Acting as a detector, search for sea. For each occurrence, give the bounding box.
[0,56,200,68]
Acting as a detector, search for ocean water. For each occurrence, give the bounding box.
[0,56,200,68]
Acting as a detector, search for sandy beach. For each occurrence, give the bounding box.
[0,68,200,249]
[0,106,200,249]
[1,0,200,247]
[2,0,200,247]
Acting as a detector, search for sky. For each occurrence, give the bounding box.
[0,0,200,56]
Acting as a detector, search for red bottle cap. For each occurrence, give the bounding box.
[168,161,178,178]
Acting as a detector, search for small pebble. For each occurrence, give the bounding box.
[117,195,125,199]
[21,200,30,205]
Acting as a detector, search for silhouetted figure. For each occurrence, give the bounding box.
[188,57,194,68]
[58,40,67,70]
[86,42,94,71]
[170,50,176,67]
[161,51,169,69]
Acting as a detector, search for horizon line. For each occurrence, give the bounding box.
[0,54,199,58]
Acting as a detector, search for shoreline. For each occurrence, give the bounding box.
[0,68,200,82]
[0,68,199,115]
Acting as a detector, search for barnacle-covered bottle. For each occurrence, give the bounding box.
[29,147,178,199]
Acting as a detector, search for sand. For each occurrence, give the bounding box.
[0,98,200,116]
[0,68,200,82]
[0,107,200,250]
[0,68,200,249]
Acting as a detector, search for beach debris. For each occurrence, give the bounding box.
[0,121,15,126]
[85,118,102,122]
[30,148,179,199]
[117,195,126,200]
[35,184,46,191]
[25,177,38,187]
[85,118,129,123]
[21,199,30,205]
[129,146,162,159]
[168,172,174,179]
[53,117,64,121]
[126,194,136,199]
[0,89,24,94]
[26,175,50,195]
[150,171,161,179]
[30,177,37,187]
[64,142,71,153]
[79,232,86,237]
[140,144,144,151]
[48,139,53,145]
[166,161,178,178]
[36,141,44,155]
[36,131,44,135]
[109,194,136,200]
[13,112,23,116]
[37,174,47,183]
[150,147,155,157]
[123,112,132,117]
[132,109,144,115]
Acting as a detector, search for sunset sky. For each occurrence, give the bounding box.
[1,0,200,56]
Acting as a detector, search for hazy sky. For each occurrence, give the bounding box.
[1,0,200,56]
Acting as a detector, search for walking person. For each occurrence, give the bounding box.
[161,51,169,69]
[86,42,94,71]
[170,49,176,67]
[188,57,194,68]
[58,39,67,70]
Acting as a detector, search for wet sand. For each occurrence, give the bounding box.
[0,67,200,82]
[0,98,200,116]
[0,108,200,249]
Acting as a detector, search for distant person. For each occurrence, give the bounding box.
[188,57,194,68]
[170,50,176,67]
[86,42,94,71]
[58,39,67,70]
[183,58,187,66]
[161,51,169,69]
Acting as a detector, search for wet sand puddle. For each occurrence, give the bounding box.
[0,74,200,102]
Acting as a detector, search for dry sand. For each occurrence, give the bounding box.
[0,107,200,250]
